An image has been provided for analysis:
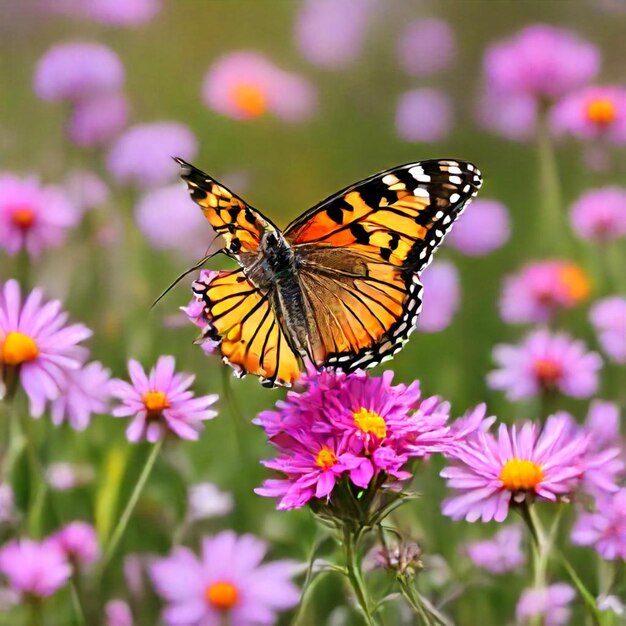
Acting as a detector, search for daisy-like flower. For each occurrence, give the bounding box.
[590,296,626,363]
[0,174,80,257]
[516,583,575,626]
[110,355,218,442]
[105,600,134,626]
[447,199,510,257]
[46,462,94,491]
[202,51,316,122]
[66,92,129,147]
[85,0,161,26]
[50,521,100,569]
[569,187,626,242]
[571,489,626,560]
[64,169,109,213]
[397,18,456,76]
[476,89,537,142]
[487,329,601,401]
[0,280,91,416]
[395,88,453,143]
[465,525,525,573]
[180,274,219,355]
[149,531,299,626]
[256,369,470,511]
[187,483,234,521]
[106,122,197,186]
[499,260,591,325]
[33,41,124,103]
[0,538,71,598]
[417,261,460,333]
[551,85,626,144]
[484,24,600,101]
[51,361,112,431]
[441,413,589,522]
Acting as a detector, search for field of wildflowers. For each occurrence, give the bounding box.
[1,1,626,625]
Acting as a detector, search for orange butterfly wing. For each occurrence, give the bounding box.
[192,270,302,387]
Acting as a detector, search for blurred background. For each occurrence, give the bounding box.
[1,0,626,624]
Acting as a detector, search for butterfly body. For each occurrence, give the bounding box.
[179,158,482,387]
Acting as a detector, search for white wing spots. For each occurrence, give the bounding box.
[383,174,400,185]
[449,193,460,203]
[414,187,430,198]
[447,165,462,175]
[449,175,462,185]
[409,165,425,177]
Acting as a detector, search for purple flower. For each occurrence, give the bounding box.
[67,92,128,147]
[551,86,626,143]
[187,483,234,521]
[203,51,316,122]
[572,489,626,560]
[397,18,456,76]
[110,355,218,442]
[106,122,197,186]
[50,521,100,568]
[569,187,626,242]
[465,525,525,573]
[484,24,600,100]
[395,88,453,142]
[34,41,124,102]
[0,174,80,257]
[488,329,601,400]
[476,90,537,142]
[295,0,375,69]
[590,296,626,363]
[447,199,510,256]
[106,600,134,626]
[256,369,469,510]
[180,273,219,355]
[149,531,299,626]
[0,484,15,524]
[416,261,460,333]
[516,583,575,626]
[0,539,71,598]
[135,184,214,260]
[0,280,91,416]
[51,361,112,431]
[86,0,161,26]
[441,414,590,523]
[46,462,94,490]
[499,260,591,325]
[64,169,109,213]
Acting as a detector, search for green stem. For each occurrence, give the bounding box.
[100,439,163,571]
[397,577,434,625]
[342,524,378,626]
[558,552,601,626]
[26,596,43,626]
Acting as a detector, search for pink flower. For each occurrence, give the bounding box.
[571,489,626,560]
[51,361,112,430]
[395,88,453,142]
[187,483,234,521]
[110,355,218,442]
[67,92,129,147]
[203,51,316,122]
[106,600,134,626]
[551,86,626,143]
[569,187,626,242]
[447,199,510,256]
[397,18,456,76]
[34,41,124,102]
[180,274,219,355]
[295,0,376,69]
[86,0,161,26]
[487,329,602,400]
[476,89,537,142]
[499,260,591,324]
[0,280,92,417]
[106,122,197,186]
[50,521,100,568]
[64,170,109,213]
[0,174,80,257]
[46,462,94,490]
[590,296,626,363]
[149,531,299,626]
[0,539,71,597]
[416,261,460,332]
[484,24,600,100]
[441,414,590,522]
[516,583,575,626]
[465,525,525,573]
[135,184,214,260]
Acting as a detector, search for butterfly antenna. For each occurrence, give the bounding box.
[151,256,211,309]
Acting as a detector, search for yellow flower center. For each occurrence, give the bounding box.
[353,408,387,439]
[204,581,239,611]
[229,82,267,118]
[585,97,616,126]
[142,390,170,412]
[315,446,337,470]
[558,264,590,302]
[1,331,39,365]
[533,358,562,386]
[11,206,35,229]
[499,458,544,491]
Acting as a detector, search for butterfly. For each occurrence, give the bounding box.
[177,158,482,387]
